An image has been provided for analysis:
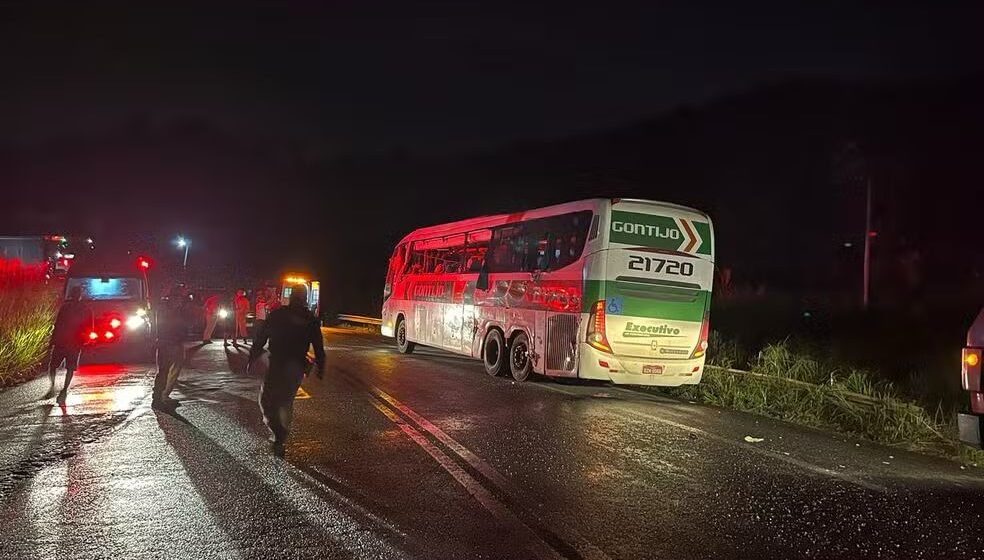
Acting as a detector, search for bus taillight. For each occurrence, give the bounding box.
[691,311,710,359]
[586,300,613,353]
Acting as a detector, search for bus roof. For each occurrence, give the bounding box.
[396,198,710,245]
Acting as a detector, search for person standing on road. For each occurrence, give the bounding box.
[202,293,220,344]
[267,288,282,313]
[247,285,325,455]
[232,289,250,346]
[47,286,93,404]
[154,285,193,411]
[254,288,269,335]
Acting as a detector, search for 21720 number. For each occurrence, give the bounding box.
[628,255,694,276]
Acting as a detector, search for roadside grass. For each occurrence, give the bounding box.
[659,333,984,465]
[0,262,58,387]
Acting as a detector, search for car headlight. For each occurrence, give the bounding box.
[126,315,146,330]
[135,307,147,317]
[218,308,230,319]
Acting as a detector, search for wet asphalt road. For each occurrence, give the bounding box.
[1,328,984,559]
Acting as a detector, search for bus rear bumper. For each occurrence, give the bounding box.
[579,343,705,387]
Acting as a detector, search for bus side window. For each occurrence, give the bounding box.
[465,229,491,273]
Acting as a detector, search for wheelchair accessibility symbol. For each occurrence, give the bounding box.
[606,296,623,315]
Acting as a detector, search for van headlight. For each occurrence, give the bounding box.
[126,315,146,330]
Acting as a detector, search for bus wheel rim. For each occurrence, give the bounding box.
[512,342,528,370]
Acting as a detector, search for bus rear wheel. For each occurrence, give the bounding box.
[509,332,533,382]
[483,329,506,377]
[396,318,415,354]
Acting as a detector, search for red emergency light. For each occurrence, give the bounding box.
[136,256,152,270]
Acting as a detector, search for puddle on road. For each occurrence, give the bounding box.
[48,385,147,417]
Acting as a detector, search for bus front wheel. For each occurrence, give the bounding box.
[509,332,533,382]
[483,329,506,377]
[396,318,415,354]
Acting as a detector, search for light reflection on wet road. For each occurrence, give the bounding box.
[1,328,984,559]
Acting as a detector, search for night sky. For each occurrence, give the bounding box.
[2,1,982,312]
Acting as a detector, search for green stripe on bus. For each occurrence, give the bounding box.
[693,221,712,256]
[582,279,709,322]
[609,210,713,256]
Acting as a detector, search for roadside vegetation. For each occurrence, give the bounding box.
[659,331,984,464]
[0,260,58,387]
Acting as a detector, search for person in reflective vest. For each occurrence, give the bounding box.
[232,289,250,346]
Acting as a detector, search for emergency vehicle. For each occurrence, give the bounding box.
[63,255,155,358]
[281,274,321,316]
[0,235,94,279]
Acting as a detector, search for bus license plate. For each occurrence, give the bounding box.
[643,365,664,375]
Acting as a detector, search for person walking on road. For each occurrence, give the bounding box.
[47,286,93,404]
[247,285,325,455]
[154,285,193,411]
[232,289,250,346]
[201,293,220,344]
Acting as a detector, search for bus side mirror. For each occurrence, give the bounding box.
[476,261,490,291]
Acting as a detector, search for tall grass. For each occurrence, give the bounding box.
[665,333,984,464]
[0,260,58,386]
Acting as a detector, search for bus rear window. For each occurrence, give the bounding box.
[66,277,142,301]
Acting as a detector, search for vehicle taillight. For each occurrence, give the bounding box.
[963,347,982,392]
[690,311,710,359]
[104,331,114,340]
[586,300,613,353]
[88,331,98,341]
[109,318,122,329]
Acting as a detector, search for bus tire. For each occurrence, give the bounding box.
[483,329,507,377]
[509,331,533,382]
[396,318,415,354]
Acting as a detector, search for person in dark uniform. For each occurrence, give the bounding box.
[247,285,324,455]
[47,286,93,404]
[154,284,193,411]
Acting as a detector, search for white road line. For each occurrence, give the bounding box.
[367,384,613,560]
[369,397,564,560]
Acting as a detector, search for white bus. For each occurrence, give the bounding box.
[381,198,715,386]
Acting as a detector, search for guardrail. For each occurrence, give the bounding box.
[336,314,383,326]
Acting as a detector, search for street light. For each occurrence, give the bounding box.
[175,236,190,268]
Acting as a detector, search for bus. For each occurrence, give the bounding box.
[380,198,715,386]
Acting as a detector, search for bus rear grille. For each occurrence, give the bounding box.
[546,314,579,372]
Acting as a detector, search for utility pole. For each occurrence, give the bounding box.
[862,179,872,309]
